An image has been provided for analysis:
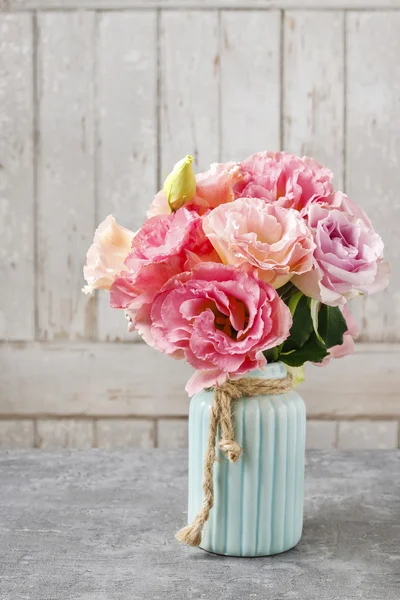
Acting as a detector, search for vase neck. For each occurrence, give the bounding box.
[242,362,287,380]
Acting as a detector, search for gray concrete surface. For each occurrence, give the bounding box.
[0,450,399,600]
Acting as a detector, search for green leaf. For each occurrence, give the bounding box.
[282,294,314,352]
[310,298,323,343]
[318,304,347,349]
[281,333,329,367]
[263,346,280,363]
[278,281,295,300]
[288,291,303,315]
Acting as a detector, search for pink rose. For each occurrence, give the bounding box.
[203,197,315,288]
[110,256,183,328]
[134,263,292,395]
[233,151,336,216]
[111,208,219,327]
[293,205,390,306]
[194,162,243,212]
[319,306,359,366]
[125,207,218,273]
[83,215,134,294]
[147,162,243,217]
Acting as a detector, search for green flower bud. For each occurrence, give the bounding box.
[163,155,196,212]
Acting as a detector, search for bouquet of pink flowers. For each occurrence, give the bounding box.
[83,152,389,395]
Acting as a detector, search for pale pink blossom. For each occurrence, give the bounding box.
[147,162,243,217]
[83,215,134,294]
[134,263,292,395]
[335,191,373,227]
[203,197,315,288]
[233,151,336,216]
[293,205,390,306]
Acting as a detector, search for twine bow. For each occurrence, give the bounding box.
[175,373,293,547]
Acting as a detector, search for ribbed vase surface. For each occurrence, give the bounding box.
[188,363,306,557]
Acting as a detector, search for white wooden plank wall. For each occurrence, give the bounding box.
[97,11,157,340]
[0,342,399,449]
[160,11,219,174]
[37,12,96,340]
[220,11,281,160]
[0,2,399,448]
[4,1,400,9]
[2,5,398,343]
[346,12,400,341]
[0,15,35,341]
[283,11,344,189]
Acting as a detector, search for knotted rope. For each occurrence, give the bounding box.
[175,373,293,547]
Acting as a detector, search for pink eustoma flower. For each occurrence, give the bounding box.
[110,208,219,327]
[134,263,292,395]
[125,207,218,272]
[110,256,184,330]
[233,151,336,217]
[203,197,315,288]
[293,205,390,306]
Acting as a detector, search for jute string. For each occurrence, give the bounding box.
[175,373,293,547]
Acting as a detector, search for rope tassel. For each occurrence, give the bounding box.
[176,373,293,547]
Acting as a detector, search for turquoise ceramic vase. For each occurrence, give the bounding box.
[187,362,306,557]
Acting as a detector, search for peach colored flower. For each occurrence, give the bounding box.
[83,215,134,294]
[203,197,315,288]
